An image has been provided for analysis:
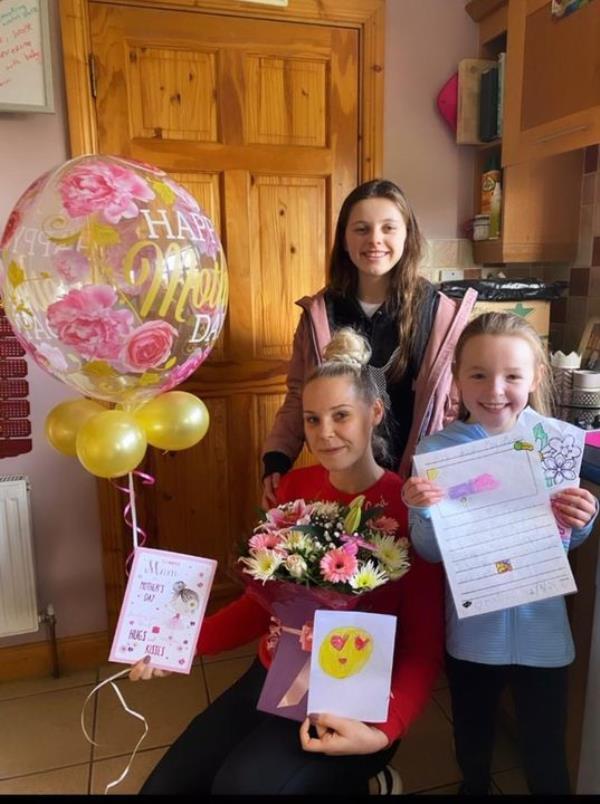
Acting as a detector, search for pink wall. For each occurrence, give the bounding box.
[384,0,479,238]
[0,0,107,645]
[0,0,477,649]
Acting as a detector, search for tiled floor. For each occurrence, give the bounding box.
[0,644,528,795]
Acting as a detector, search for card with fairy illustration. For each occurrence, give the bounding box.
[109,547,217,673]
[306,610,397,723]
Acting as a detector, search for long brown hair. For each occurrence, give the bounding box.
[328,179,428,382]
[453,312,554,417]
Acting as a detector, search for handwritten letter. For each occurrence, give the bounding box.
[413,431,577,619]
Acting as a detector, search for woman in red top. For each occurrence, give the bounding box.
[130,328,444,796]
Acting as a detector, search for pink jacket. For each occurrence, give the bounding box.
[262,287,478,478]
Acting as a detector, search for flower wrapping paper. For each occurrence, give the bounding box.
[244,575,401,722]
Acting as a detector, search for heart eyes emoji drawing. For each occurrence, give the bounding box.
[319,627,374,679]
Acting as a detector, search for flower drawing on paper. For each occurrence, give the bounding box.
[238,494,410,595]
[540,435,581,485]
[59,160,155,224]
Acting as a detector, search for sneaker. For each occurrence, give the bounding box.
[374,765,403,794]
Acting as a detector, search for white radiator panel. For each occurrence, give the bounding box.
[0,475,39,637]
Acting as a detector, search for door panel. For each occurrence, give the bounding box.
[88,1,358,619]
[249,175,326,358]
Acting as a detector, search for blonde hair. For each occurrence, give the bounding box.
[306,328,378,401]
[453,312,553,417]
[305,328,391,465]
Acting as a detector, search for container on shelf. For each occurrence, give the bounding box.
[473,214,490,240]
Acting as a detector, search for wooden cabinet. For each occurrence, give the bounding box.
[466,0,583,264]
[498,477,600,788]
[503,0,600,167]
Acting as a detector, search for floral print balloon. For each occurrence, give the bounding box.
[0,155,227,410]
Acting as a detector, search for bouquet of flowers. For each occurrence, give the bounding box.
[239,495,410,592]
[237,494,411,721]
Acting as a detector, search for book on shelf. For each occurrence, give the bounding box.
[479,65,498,142]
[497,52,506,138]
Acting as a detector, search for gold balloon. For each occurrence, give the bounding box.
[45,398,106,457]
[134,391,210,451]
[76,410,147,478]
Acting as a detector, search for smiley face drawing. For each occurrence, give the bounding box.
[318,627,373,679]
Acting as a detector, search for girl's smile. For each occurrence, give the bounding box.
[344,198,407,298]
[456,334,541,435]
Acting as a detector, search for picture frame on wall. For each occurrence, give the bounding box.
[578,318,600,371]
[0,0,54,113]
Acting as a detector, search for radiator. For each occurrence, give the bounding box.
[0,475,39,637]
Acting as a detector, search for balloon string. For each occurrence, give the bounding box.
[81,667,149,794]
[111,470,156,575]
[128,472,138,550]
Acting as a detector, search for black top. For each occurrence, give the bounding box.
[263,282,439,477]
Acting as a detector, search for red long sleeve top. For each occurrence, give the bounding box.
[197,465,444,743]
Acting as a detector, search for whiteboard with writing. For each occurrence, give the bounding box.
[0,0,54,112]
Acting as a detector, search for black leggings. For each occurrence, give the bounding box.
[140,658,398,795]
[445,653,570,795]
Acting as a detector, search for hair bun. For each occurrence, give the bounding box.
[323,327,371,368]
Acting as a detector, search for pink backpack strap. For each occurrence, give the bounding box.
[296,290,331,364]
[398,287,478,477]
[420,287,478,401]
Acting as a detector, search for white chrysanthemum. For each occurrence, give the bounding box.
[239,549,282,583]
[349,561,388,591]
[285,554,308,579]
[281,530,314,552]
[371,534,410,579]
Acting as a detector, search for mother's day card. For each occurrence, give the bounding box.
[109,547,216,673]
[307,610,397,722]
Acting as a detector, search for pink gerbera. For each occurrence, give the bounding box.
[249,532,286,553]
[370,515,399,535]
[320,548,358,584]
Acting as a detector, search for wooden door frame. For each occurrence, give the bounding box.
[59,0,385,178]
[58,0,384,634]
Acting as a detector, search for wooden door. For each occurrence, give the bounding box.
[503,0,600,165]
[60,0,383,629]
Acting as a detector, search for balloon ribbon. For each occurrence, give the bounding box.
[111,470,156,574]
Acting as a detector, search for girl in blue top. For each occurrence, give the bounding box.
[402,312,597,795]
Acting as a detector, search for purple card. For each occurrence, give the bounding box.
[109,547,216,674]
[256,595,316,722]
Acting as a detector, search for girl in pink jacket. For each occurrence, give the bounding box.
[262,179,476,508]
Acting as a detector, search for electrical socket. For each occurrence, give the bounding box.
[438,270,464,282]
